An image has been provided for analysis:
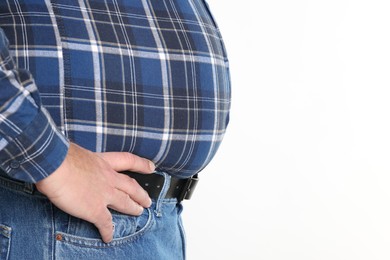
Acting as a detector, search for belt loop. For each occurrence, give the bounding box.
[154,172,171,217]
[178,174,199,202]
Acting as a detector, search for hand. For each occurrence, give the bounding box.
[35,142,155,243]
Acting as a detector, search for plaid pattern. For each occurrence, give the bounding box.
[0,0,230,182]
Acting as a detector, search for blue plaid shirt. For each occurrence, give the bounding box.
[0,0,230,183]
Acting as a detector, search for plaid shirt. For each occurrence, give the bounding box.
[0,0,230,182]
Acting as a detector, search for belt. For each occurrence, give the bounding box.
[120,171,198,202]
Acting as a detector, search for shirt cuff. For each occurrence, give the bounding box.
[0,108,69,183]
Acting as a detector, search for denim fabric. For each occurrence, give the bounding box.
[0,171,186,260]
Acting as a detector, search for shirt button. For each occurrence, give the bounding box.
[9,160,20,169]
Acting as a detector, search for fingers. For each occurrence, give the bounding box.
[115,173,152,208]
[97,150,155,207]
[93,207,114,243]
[95,182,150,243]
[37,143,155,244]
[107,188,145,215]
[98,152,155,174]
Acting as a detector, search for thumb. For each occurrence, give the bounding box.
[98,152,155,174]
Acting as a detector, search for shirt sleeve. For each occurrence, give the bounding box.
[0,28,69,183]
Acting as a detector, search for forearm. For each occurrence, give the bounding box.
[0,28,69,183]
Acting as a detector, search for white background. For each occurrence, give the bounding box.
[183,0,390,259]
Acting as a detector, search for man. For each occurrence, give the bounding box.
[0,0,230,259]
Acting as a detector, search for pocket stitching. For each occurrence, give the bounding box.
[0,224,12,260]
[55,208,154,248]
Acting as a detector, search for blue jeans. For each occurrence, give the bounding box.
[0,171,186,260]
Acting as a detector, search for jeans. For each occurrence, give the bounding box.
[0,171,186,260]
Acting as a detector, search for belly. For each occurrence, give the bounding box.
[1,0,231,177]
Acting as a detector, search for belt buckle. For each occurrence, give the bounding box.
[178,175,199,202]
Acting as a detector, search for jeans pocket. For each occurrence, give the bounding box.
[55,208,154,248]
[0,224,11,260]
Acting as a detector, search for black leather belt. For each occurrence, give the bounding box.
[120,171,198,202]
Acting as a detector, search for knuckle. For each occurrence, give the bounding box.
[115,192,129,205]
[127,179,143,195]
[128,177,138,186]
[124,153,137,165]
[104,188,118,203]
[120,177,138,191]
[89,203,110,221]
